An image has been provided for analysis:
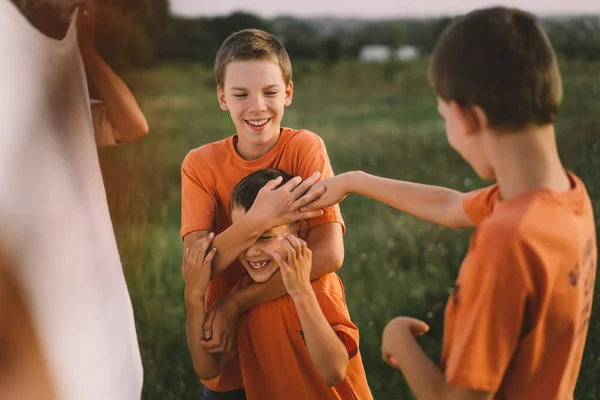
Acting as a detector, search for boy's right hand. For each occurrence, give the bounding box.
[249,171,326,228]
[300,173,352,212]
[182,233,217,306]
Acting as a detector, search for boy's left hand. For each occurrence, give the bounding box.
[272,233,313,298]
[381,316,430,369]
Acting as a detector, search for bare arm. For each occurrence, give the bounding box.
[200,222,344,353]
[382,318,493,400]
[77,6,148,145]
[182,236,228,379]
[303,171,473,229]
[292,290,349,386]
[274,234,349,387]
[183,174,326,279]
[183,210,268,279]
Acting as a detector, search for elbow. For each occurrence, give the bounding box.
[135,118,149,139]
[330,250,344,273]
[193,364,220,381]
[323,364,348,387]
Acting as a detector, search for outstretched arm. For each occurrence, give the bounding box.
[302,171,474,229]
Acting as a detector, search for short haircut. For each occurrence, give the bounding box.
[214,28,292,88]
[230,168,293,212]
[429,7,563,131]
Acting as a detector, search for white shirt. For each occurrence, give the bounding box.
[0,1,143,398]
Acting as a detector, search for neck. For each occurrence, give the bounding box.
[485,124,570,200]
[235,127,281,161]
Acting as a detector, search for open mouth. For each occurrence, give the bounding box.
[245,118,271,129]
[247,260,271,273]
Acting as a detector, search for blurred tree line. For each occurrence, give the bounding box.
[10,0,600,69]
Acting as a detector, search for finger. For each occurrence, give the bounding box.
[271,250,291,273]
[290,172,321,198]
[277,236,297,263]
[261,176,284,192]
[278,175,303,192]
[284,233,303,260]
[204,247,217,265]
[203,309,216,341]
[299,238,308,259]
[296,209,324,221]
[203,330,224,350]
[292,184,326,210]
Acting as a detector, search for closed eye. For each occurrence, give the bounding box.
[258,236,274,241]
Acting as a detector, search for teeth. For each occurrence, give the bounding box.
[247,119,269,126]
[249,261,268,269]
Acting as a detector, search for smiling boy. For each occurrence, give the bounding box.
[183,169,372,400]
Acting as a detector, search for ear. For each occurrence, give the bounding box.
[448,101,487,136]
[217,85,229,111]
[296,220,309,240]
[284,81,294,107]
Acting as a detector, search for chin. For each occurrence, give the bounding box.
[248,269,277,283]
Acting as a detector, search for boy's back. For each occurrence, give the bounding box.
[443,171,596,398]
[233,272,373,400]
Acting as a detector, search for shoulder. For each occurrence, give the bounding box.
[182,137,231,169]
[311,273,346,302]
[284,127,329,154]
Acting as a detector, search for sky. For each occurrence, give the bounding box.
[170,0,600,19]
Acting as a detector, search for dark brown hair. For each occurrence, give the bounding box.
[215,28,292,88]
[429,7,563,131]
[230,168,292,212]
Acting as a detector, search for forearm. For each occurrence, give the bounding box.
[348,171,471,229]
[306,223,344,279]
[391,333,447,400]
[185,299,227,379]
[81,50,148,140]
[292,290,349,386]
[228,271,287,312]
[210,212,269,278]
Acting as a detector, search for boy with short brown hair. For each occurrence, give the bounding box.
[302,7,596,399]
[183,169,372,400]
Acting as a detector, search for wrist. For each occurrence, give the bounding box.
[289,284,315,304]
[348,170,368,196]
[244,208,273,232]
[184,287,206,308]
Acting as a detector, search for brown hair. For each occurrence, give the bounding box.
[230,168,292,212]
[429,7,563,132]
[214,29,292,88]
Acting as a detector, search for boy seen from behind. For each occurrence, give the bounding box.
[302,7,597,399]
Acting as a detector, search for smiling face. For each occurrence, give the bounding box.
[217,60,293,160]
[231,205,298,283]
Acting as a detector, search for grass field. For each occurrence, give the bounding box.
[97,58,600,399]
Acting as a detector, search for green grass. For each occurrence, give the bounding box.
[98,59,600,399]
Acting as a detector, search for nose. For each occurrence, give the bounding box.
[245,243,264,258]
[248,94,267,114]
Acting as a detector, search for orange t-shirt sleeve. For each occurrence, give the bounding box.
[444,234,531,392]
[462,184,500,226]
[180,151,217,239]
[316,291,359,359]
[291,132,346,233]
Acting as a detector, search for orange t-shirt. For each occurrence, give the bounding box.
[442,171,597,399]
[180,127,345,391]
[231,273,373,400]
